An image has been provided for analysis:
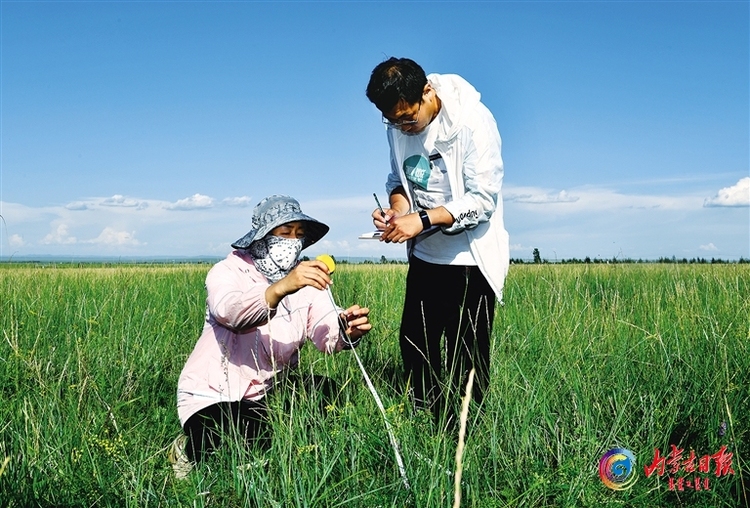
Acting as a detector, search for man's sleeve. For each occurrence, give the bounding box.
[385,129,406,199]
[442,104,503,233]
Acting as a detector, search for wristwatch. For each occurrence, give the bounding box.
[418,210,431,231]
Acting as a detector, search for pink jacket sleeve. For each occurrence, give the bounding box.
[205,254,276,333]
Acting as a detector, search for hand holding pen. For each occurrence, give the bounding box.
[372,193,392,230]
[372,191,446,244]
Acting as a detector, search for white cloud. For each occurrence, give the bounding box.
[704,177,750,207]
[101,195,143,207]
[166,194,214,210]
[2,186,747,260]
[41,224,77,245]
[222,196,254,207]
[315,239,352,253]
[9,234,25,247]
[85,227,142,246]
[505,189,579,204]
[504,185,702,213]
[66,196,150,210]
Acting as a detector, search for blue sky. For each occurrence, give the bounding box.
[1,1,748,261]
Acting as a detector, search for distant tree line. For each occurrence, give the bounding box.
[303,253,749,266]
[511,250,749,265]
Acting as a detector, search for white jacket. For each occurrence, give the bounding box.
[384,73,510,299]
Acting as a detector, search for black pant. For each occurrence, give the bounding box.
[183,399,269,463]
[183,374,337,463]
[399,256,495,423]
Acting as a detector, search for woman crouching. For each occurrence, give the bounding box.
[172,195,370,475]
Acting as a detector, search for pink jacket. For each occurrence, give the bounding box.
[177,251,348,427]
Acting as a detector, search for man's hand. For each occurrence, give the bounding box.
[371,206,395,230]
[372,187,410,231]
[379,205,455,243]
[379,213,424,244]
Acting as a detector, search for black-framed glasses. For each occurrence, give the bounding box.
[382,100,422,128]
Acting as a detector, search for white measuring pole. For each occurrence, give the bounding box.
[326,288,410,490]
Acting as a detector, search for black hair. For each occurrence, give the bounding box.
[365,57,427,113]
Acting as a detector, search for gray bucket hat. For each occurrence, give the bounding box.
[231,195,329,250]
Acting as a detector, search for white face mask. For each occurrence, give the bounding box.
[249,235,304,282]
[265,236,303,271]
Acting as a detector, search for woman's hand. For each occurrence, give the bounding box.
[341,305,371,340]
[265,260,331,308]
[284,260,332,292]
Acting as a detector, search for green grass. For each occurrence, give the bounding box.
[0,263,747,507]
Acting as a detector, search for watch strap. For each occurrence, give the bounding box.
[418,210,431,231]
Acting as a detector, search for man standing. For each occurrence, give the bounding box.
[366,57,509,426]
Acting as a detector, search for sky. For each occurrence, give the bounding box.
[1,0,748,262]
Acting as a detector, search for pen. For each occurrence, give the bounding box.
[373,193,386,219]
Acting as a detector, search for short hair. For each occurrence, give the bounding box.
[365,57,427,113]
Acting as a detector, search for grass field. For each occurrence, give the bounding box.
[0,262,748,507]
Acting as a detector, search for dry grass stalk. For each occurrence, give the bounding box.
[453,368,475,508]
